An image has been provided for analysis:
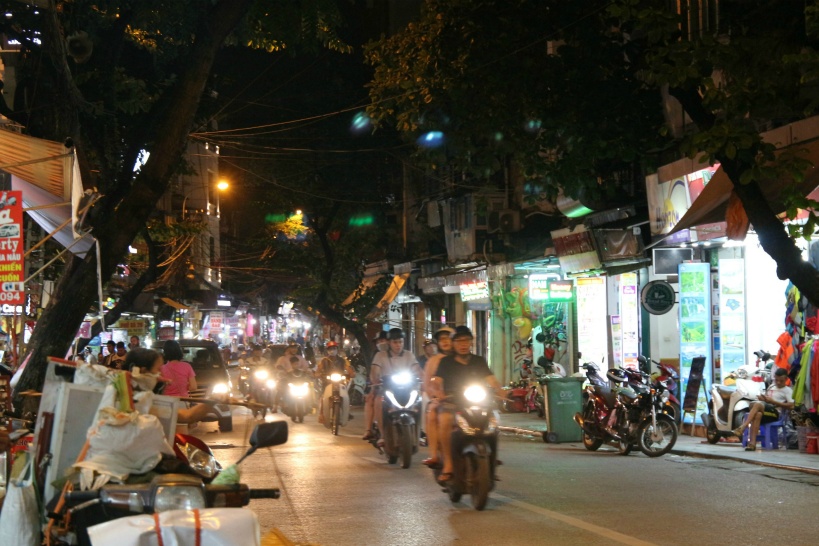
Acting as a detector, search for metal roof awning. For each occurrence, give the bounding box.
[367,273,409,319]
[670,139,819,236]
[160,297,189,310]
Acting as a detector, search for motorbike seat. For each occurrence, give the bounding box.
[715,385,736,399]
[617,387,638,401]
[592,385,617,408]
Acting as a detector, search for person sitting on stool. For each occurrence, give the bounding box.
[733,367,794,451]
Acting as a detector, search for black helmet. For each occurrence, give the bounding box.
[452,326,473,340]
[387,328,404,340]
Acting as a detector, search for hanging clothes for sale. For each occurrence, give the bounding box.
[775,331,795,371]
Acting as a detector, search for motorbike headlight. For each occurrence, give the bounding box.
[660,390,670,403]
[385,390,400,408]
[254,369,269,380]
[289,382,309,396]
[266,379,277,389]
[329,373,344,382]
[211,382,229,395]
[464,385,487,404]
[153,485,206,513]
[406,389,419,408]
[391,372,412,385]
[182,443,217,479]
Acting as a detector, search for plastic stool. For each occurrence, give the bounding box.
[742,418,785,450]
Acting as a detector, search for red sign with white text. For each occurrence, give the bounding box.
[0,191,25,306]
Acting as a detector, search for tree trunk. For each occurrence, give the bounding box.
[14,0,254,397]
[669,85,819,306]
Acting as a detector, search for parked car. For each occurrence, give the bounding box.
[153,339,233,432]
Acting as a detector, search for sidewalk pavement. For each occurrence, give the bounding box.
[497,411,819,476]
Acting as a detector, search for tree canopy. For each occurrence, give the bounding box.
[1,0,350,393]
[366,0,819,304]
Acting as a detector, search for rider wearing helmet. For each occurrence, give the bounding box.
[366,328,421,441]
[431,325,504,483]
[276,343,310,373]
[316,341,355,423]
[421,326,455,467]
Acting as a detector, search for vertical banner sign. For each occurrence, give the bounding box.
[678,262,711,424]
[576,277,608,366]
[718,259,746,377]
[619,272,639,370]
[608,315,623,368]
[0,191,25,306]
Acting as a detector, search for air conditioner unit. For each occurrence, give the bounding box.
[488,209,521,233]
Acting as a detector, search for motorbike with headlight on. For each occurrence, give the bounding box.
[240,365,277,415]
[285,368,311,423]
[322,372,350,435]
[54,421,288,546]
[373,371,422,468]
[432,383,500,511]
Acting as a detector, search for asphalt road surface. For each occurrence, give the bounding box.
[193,407,819,546]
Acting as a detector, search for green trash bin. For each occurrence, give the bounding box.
[542,377,584,443]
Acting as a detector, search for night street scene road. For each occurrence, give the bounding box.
[2,1,819,545]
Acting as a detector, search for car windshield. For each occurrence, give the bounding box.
[180,346,221,370]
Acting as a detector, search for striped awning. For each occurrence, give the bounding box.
[0,128,73,200]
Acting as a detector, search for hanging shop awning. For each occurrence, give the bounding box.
[1,128,92,256]
[342,274,385,306]
[0,128,73,200]
[669,139,819,236]
[160,297,189,310]
[367,273,409,319]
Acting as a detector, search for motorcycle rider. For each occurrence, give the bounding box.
[421,326,455,467]
[431,325,504,484]
[316,341,356,423]
[369,328,422,443]
[362,331,390,440]
[276,343,310,373]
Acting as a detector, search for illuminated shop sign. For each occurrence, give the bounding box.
[528,273,560,300]
[459,281,489,302]
[547,280,574,301]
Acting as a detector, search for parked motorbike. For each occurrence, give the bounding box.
[322,372,350,435]
[609,368,679,457]
[431,384,500,511]
[56,421,288,546]
[637,355,681,422]
[501,380,530,413]
[573,363,625,451]
[371,371,422,468]
[285,368,311,423]
[702,372,763,444]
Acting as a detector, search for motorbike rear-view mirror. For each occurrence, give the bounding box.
[250,421,288,450]
[237,421,288,465]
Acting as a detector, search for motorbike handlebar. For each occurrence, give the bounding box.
[249,488,281,499]
[65,490,100,504]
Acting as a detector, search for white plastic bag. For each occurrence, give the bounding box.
[74,409,173,486]
[87,508,260,546]
[0,456,41,546]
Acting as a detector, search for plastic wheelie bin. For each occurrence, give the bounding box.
[541,376,584,443]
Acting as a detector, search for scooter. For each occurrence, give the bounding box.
[573,364,629,451]
[321,372,351,435]
[57,421,288,546]
[374,371,422,468]
[701,373,764,444]
[285,368,311,423]
[431,384,500,511]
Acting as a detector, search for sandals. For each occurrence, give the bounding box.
[436,472,453,484]
[422,458,441,468]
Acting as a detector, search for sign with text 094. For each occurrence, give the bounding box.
[0,191,25,306]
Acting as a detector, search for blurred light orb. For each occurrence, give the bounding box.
[494,132,504,142]
[417,131,445,148]
[524,119,542,133]
[351,111,372,134]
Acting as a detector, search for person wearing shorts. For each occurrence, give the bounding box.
[733,367,794,451]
